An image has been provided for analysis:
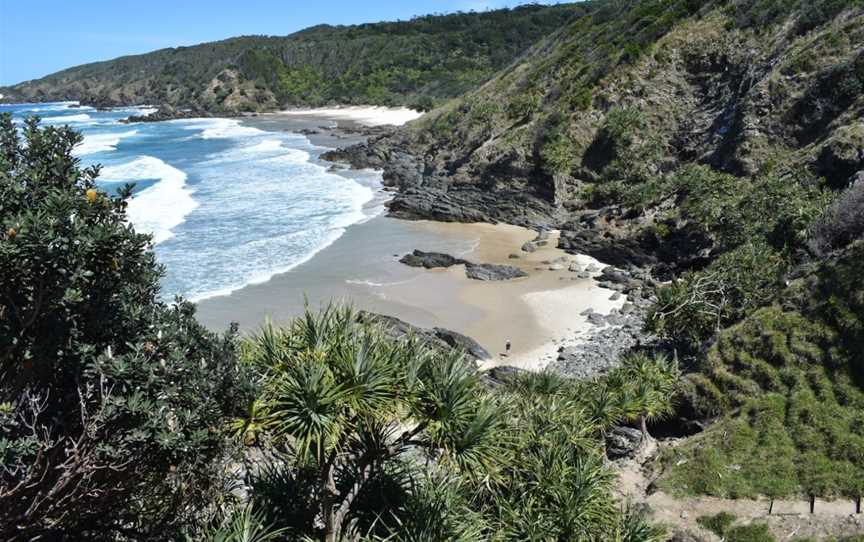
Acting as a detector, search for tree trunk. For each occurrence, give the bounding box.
[322,461,339,542]
[639,414,650,441]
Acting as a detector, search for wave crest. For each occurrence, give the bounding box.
[102,156,198,245]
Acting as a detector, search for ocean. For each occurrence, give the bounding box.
[1,101,386,302]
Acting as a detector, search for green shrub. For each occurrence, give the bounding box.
[507,92,540,120]
[660,245,864,499]
[647,241,786,351]
[697,512,737,536]
[726,523,776,542]
[541,134,576,175]
[0,116,249,539]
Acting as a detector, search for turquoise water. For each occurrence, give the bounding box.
[2,102,384,301]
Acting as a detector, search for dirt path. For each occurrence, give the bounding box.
[615,440,864,540]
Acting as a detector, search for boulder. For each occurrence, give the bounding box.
[568,262,582,272]
[480,365,526,388]
[432,327,492,360]
[606,426,644,459]
[465,263,528,281]
[356,312,490,361]
[521,242,537,253]
[399,250,467,269]
[587,312,607,326]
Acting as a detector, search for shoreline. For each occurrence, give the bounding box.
[191,106,630,372]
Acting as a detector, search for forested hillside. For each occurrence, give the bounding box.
[335,0,864,508]
[0,4,583,112]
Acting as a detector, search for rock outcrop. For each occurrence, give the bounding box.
[464,263,528,281]
[398,250,467,269]
[356,312,491,361]
[121,104,211,124]
[605,426,644,460]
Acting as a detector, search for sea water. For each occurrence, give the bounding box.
[1,102,384,301]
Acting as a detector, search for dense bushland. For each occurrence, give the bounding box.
[0,119,679,540]
[212,307,678,541]
[0,115,251,539]
[0,4,583,113]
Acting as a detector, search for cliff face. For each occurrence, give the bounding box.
[0,5,582,113]
[349,0,863,271]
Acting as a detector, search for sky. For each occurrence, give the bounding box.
[0,0,568,86]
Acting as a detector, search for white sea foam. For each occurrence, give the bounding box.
[261,148,312,165]
[13,101,80,112]
[43,113,92,124]
[179,118,265,139]
[74,130,138,156]
[102,156,198,245]
[241,139,286,153]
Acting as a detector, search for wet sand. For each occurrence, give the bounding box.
[197,217,622,370]
[195,109,622,371]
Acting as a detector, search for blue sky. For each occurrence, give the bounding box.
[0,0,568,86]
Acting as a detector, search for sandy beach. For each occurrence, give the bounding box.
[196,106,622,372]
[275,106,424,127]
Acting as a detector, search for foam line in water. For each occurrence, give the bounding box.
[179,118,265,139]
[74,130,138,156]
[188,227,347,302]
[102,156,198,245]
[43,113,92,124]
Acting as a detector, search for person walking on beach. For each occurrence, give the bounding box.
[505,339,512,356]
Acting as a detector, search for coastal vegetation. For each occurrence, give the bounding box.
[0,115,251,538]
[0,116,680,540]
[0,4,582,113]
[3,0,864,538]
[350,0,864,530]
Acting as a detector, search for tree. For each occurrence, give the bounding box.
[241,306,501,542]
[612,353,680,441]
[0,115,249,539]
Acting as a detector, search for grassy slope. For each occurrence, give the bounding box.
[0,4,583,113]
[657,241,864,499]
[396,0,864,501]
[400,0,864,212]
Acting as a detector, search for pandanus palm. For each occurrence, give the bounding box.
[614,353,680,441]
[240,305,503,542]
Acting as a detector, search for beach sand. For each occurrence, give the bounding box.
[195,108,622,372]
[196,217,622,371]
[274,106,423,127]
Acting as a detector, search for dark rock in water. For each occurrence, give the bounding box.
[356,312,490,361]
[121,103,210,123]
[465,263,528,281]
[521,241,537,253]
[297,128,321,136]
[480,365,526,388]
[508,253,520,259]
[606,426,644,459]
[399,250,467,269]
